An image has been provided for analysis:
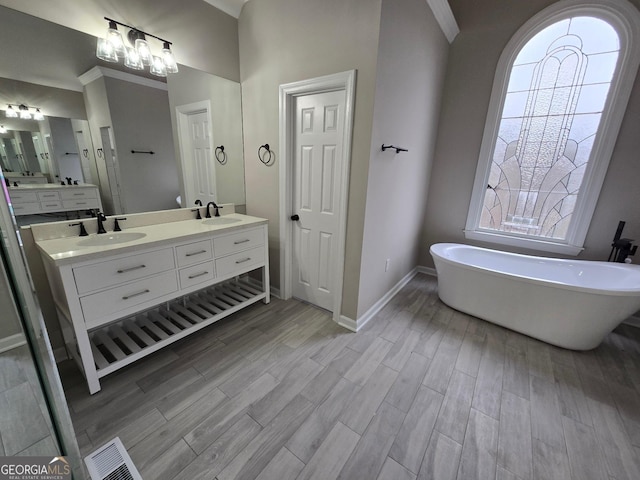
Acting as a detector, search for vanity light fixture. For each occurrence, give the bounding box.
[97,17,178,76]
[19,105,31,120]
[4,104,45,121]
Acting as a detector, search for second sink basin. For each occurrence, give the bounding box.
[202,217,242,226]
[77,232,147,247]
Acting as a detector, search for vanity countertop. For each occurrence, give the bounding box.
[36,213,268,265]
[8,183,97,190]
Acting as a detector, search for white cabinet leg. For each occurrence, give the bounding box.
[262,264,270,304]
[74,325,101,394]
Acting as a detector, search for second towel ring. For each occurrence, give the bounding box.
[215,145,227,164]
[258,144,275,166]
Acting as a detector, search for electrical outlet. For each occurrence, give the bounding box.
[385,258,390,272]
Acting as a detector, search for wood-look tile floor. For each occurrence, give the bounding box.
[0,345,59,457]
[59,274,640,480]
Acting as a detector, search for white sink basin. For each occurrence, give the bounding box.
[77,232,147,247]
[202,217,242,226]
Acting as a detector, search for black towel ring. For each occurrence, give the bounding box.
[258,144,275,166]
[215,145,227,165]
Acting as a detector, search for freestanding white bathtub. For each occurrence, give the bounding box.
[430,243,640,350]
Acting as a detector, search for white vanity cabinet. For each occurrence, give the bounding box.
[9,184,101,216]
[39,221,269,394]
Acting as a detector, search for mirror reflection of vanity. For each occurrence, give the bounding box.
[0,4,246,223]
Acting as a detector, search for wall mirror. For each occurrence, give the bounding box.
[0,4,246,223]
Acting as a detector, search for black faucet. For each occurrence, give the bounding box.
[206,201,222,218]
[194,200,203,219]
[94,210,107,234]
[114,217,127,232]
[608,220,638,262]
[69,221,88,236]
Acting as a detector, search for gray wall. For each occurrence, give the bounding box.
[105,77,180,213]
[83,77,117,213]
[421,0,640,268]
[357,0,449,315]
[47,117,83,182]
[166,65,246,209]
[239,0,383,319]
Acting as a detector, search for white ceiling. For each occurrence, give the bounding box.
[201,0,248,18]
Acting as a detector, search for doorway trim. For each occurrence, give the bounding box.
[278,70,356,324]
[175,100,214,206]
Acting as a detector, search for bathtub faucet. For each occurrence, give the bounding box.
[608,220,638,263]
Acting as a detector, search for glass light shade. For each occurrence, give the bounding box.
[124,47,144,70]
[162,42,178,73]
[135,36,152,66]
[5,106,17,118]
[19,106,31,120]
[106,22,125,58]
[33,109,44,121]
[150,55,167,77]
[96,37,118,62]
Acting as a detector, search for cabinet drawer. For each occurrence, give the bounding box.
[60,189,97,200]
[81,271,178,329]
[73,247,175,294]
[9,191,38,203]
[40,201,63,211]
[213,227,264,257]
[11,202,40,215]
[62,199,99,210]
[176,240,213,267]
[179,261,215,289]
[215,246,265,278]
[37,191,61,202]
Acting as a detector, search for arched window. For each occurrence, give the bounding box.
[465,0,640,255]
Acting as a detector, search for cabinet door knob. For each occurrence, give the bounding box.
[290,214,300,221]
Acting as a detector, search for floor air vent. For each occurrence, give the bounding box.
[84,437,142,480]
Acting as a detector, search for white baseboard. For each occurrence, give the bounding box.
[343,267,421,332]
[624,315,640,328]
[53,346,69,363]
[0,333,27,354]
[417,266,437,277]
[337,315,358,332]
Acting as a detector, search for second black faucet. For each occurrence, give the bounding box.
[206,201,223,218]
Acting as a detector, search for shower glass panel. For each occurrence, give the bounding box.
[0,167,82,477]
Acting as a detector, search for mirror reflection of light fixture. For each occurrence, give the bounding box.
[124,46,144,70]
[96,37,118,63]
[150,56,167,77]
[19,105,31,119]
[98,17,178,75]
[5,104,45,121]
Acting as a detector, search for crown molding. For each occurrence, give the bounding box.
[78,66,168,91]
[426,0,460,43]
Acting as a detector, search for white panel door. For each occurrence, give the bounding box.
[292,90,346,311]
[185,110,216,205]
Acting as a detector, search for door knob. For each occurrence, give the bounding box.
[290,214,300,221]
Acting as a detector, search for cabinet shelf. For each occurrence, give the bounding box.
[86,278,265,377]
